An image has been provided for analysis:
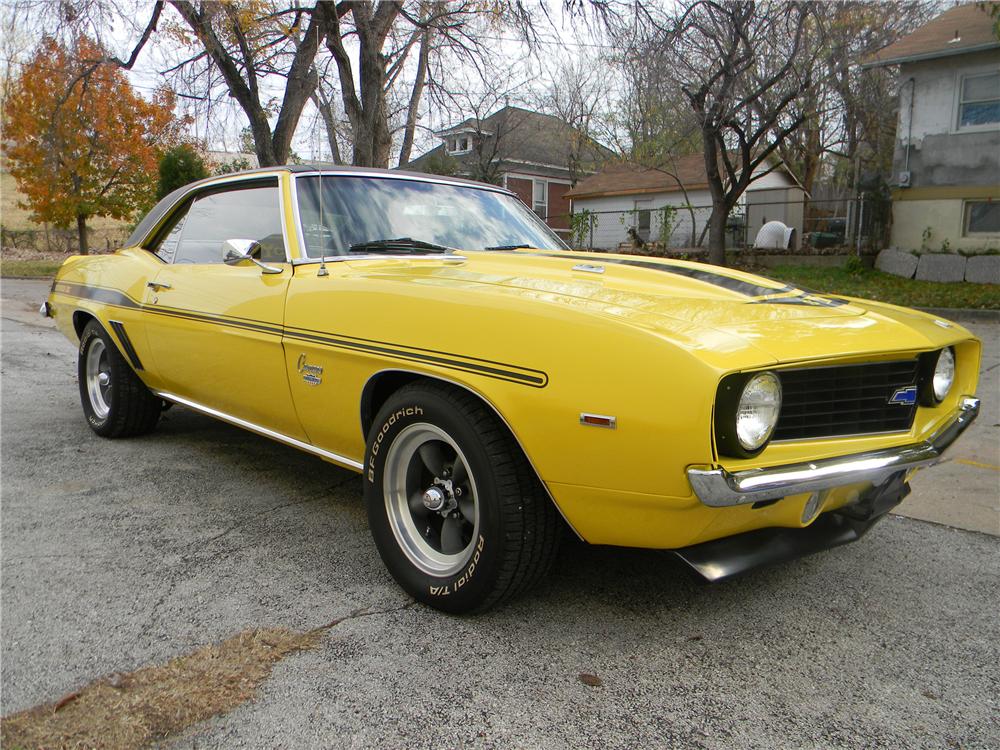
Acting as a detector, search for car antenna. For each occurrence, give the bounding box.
[315,24,329,278]
[317,168,329,277]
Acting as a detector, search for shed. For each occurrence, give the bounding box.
[564,155,806,250]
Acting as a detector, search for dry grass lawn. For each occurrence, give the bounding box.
[1,627,322,750]
[1,171,129,233]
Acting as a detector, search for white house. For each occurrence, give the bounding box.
[865,3,1000,254]
[564,154,805,251]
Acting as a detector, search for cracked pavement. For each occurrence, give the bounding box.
[2,278,999,748]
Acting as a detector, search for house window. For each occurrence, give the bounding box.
[446,135,472,154]
[635,200,652,241]
[963,200,1000,235]
[532,180,547,219]
[957,72,1000,129]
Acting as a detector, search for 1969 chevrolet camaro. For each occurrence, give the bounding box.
[44,166,981,612]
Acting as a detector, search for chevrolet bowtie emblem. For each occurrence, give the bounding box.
[888,386,917,406]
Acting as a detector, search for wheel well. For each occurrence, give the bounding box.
[360,371,510,442]
[72,310,97,339]
[360,370,427,438]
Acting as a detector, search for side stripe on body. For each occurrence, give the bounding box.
[53,281,548,388]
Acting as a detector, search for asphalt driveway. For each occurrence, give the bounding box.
[2,278,998,748]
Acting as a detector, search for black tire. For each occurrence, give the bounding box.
[78,320,161,438]
[364,381,560,613]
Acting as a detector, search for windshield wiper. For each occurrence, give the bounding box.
[348,237,452,254]
[484,243,533,251]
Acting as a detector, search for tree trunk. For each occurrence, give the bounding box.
[397,16,432,168]
[354,41,392,167]
[702,133,729,266]
[324,1,400,169]
[76,214,89,255]
[312,92,343,165]
[707,205,727,266]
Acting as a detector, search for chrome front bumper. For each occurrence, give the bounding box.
[688,396,980,507]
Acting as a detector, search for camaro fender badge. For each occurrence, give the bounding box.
[296,353,323,386]
[888,385,918,406]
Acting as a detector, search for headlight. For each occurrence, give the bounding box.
[715,371,782,457]
[918,347,956,406]
[932,347,955,402]
[736,372,782,452]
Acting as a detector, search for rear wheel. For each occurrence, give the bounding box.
[78,320,161,437]
[364,382,560,613]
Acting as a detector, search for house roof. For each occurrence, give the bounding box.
[405,106,614,176]
[564,154,798,200]
[865,3,1000,67]
[564,156,707,199]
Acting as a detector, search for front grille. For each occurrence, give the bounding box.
[774,359,920,441]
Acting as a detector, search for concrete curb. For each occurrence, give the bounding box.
[917,307,1000,323]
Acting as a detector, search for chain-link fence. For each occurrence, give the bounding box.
[548,195,889,256]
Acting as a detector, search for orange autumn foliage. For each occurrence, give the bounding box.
[4,36,178,253]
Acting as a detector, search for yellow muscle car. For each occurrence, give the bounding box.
[43,166,981,613]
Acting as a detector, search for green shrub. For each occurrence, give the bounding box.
[843,255,866,275]
[157,145,209,200]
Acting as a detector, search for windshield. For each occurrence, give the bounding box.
[295,175,567,257]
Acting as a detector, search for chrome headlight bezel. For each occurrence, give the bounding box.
[715,371,782,458]
[918,347,956,406]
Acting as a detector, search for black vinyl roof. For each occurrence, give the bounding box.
[126,164,510,249]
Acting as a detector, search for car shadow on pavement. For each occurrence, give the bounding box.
[145,403,993,639]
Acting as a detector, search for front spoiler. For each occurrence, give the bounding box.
[674,471,910,582]
[688,396,979,507]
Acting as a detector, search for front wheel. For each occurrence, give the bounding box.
[78,320,161,437]
[364,382,560,613]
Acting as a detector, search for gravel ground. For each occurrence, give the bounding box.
[2,279,998,749]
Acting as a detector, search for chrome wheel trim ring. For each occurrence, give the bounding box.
[85,338,112,419]
[383,423,480,577]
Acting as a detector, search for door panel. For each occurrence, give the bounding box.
[143,264,304,439]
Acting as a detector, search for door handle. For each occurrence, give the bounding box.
[147,281,172,291]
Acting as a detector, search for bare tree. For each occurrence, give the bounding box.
[773,2,936,199]
[0,1,36,109]
[38,1,343,166]
[396,1,440,166]
[322,1,402,167]
[310,86,345,165]
[168,1,337,166]
[538,56,616,183]
[659,1,818,265]
[611,25,702,163]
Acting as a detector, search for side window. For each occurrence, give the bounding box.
[152,203,190,263]
[173,184,285,265]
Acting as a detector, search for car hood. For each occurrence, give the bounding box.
[343,250,965,364]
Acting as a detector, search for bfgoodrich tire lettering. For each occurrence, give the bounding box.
[78,320,161,438]
[364,382,560,613]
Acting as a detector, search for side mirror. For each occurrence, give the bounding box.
[222,239,282,274]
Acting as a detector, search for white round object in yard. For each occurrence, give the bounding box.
[753,221,794,250]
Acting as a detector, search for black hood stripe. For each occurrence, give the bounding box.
[751,295,851,308]
[515,252,797,298]
[613,258,796,298]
